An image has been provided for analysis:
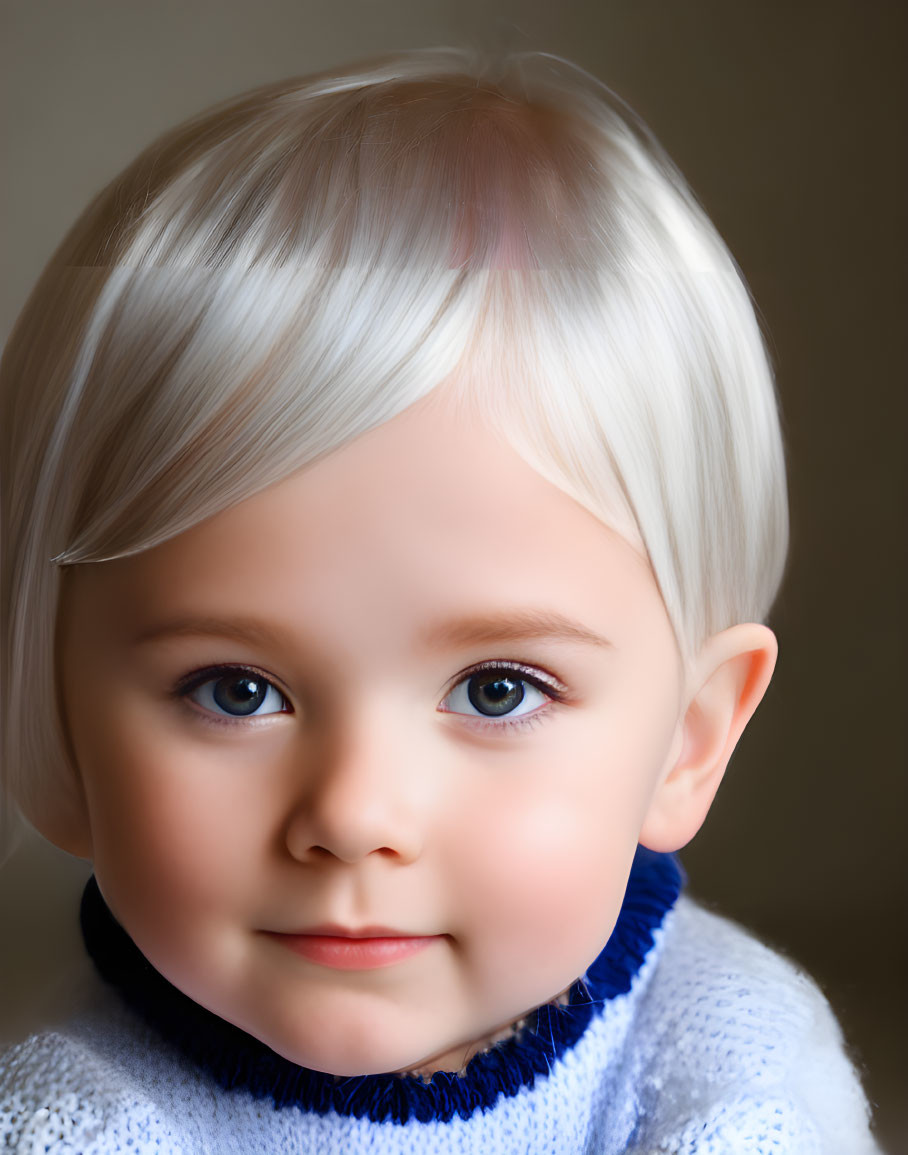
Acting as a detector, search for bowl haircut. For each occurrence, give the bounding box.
[0,48,788,855]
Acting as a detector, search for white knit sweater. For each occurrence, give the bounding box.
[0,894,879,1155]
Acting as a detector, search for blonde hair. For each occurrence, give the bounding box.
[0,48,787,856]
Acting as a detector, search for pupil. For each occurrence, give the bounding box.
[467,672,525,717]
[213,675,267,716]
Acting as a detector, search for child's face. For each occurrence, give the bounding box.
[59,392,687,1077]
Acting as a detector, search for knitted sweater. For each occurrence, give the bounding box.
[0,850,879,1155]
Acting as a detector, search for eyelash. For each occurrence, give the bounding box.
[440,660,568,734]
[172,660,568,733]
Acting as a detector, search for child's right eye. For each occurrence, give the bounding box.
[177,666,291,720]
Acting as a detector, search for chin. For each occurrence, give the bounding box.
[259,1027,437,1079]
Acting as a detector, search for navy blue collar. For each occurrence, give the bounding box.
[81,845,683,1124]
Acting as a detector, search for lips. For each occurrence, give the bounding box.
[265,929,442,970]
[292,923,420,939]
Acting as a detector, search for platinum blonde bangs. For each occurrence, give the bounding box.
[0,48,787,853]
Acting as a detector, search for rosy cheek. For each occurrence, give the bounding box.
[452,784,612,920]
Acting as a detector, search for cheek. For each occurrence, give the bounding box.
[445,769,638,996]
[70,692,274,928]
[445,709,676,985]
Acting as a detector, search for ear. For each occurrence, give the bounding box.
[639,623,777,854]
[22,785,94,862]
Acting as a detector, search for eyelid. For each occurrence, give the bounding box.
[174,662,291,697]
[443,658,569,699]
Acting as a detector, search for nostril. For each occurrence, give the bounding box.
[298,844,338,862]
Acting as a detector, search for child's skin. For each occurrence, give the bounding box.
[53,386,776,1079]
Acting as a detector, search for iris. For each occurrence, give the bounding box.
[467,672,526,717]
[212,674,269,716]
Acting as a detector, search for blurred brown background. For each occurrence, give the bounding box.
[1,1,905,1150]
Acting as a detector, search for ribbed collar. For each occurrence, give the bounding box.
[80,845,683,1124]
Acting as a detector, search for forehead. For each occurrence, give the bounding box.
[65,394,669,661]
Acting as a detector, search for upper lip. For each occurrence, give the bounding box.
[269,924,431,939]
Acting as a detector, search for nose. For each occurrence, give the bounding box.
[283,707,429,866]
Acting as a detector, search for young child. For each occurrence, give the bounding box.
[0,48,879,1154]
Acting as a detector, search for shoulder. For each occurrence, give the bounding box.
[0,990,197,1154]
[0,980,316,1155]
[643,895,833,1075]
[1,1031,174,1154]
[625,895,880,1154]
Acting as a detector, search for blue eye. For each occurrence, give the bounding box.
[441,663,560,722]
[182,668,289,719]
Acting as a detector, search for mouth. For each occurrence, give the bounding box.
[264,930,444,970]
[290,923,423,939]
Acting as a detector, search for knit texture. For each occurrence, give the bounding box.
[1,859,880,1153]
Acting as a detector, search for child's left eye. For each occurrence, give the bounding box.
[439,662,564,725]
[179,667,290,719]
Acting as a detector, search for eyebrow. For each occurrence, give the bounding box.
[131,609,613,652]
[131,616,287,649]
[420,610,613,651]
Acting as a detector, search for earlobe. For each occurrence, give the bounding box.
[22,786,95,862]
[639,623,777,854]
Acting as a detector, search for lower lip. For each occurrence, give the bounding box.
[268,933,441,970]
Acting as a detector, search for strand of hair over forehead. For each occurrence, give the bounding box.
[52,45,786,639]
[0,47,788,855]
